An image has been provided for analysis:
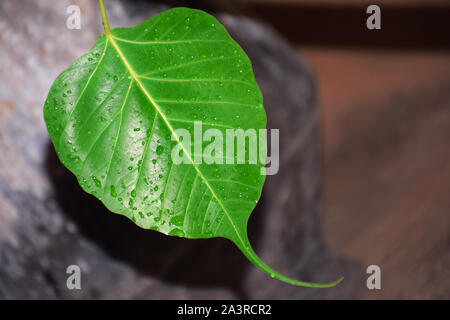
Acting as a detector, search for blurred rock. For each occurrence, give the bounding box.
[0,0,362,299]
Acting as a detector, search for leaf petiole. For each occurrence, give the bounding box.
[235,235,344,288]
[98,0,111,35]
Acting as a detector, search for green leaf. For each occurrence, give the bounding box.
[43,2,342,288]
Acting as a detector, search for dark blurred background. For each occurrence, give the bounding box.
[243,0,450,299]
[0,0,449,299]
[239,0,450,298]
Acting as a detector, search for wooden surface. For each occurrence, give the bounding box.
[241,0,450,298]
[302,47,450,298]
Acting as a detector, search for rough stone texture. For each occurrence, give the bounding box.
[0,0,361,299]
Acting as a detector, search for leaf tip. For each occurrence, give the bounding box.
[317,276,344,288]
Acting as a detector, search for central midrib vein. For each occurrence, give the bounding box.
[107,34,246,247]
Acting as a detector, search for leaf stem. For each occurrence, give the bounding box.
[98,0,111,35]
[234,234,344,288]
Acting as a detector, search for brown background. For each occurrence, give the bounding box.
[239,0,450,298]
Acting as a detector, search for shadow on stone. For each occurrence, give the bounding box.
[44,141,266,298]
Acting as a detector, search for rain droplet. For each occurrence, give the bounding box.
[154,211,162,222]
[170,215,184,227]
[110,185,117,197]
[169,228,185,237]
[91,176,101,188]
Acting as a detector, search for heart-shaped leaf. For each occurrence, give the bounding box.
[44,2,342,288]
